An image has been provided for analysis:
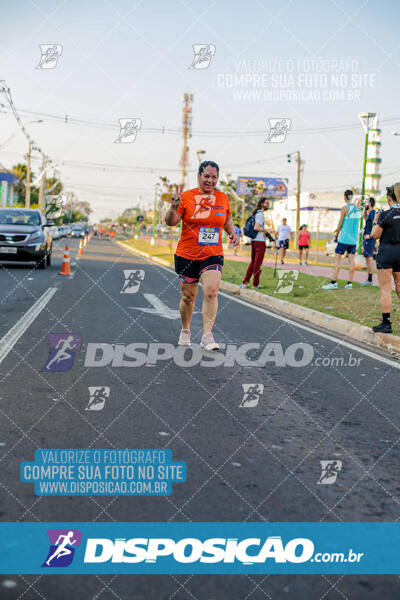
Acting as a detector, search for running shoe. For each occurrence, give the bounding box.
[361,280,373,286]
[344,283,353,289]
[253,285,265,289]
[240,283,248,288]
[321,281,339,290]
[299,261,302,265]
[200,332,220,351]
[372,321,392,334]
[304,261,308,265]
[178,329,191,346]
[322,282,338,290]
[281,260,284,264]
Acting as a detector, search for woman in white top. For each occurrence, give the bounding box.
[241,197,271,289]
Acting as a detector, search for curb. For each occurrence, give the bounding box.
[117,241,400,359]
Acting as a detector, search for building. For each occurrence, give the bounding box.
[270,191,345,237]
[364,117,381,196]
[0,172,18,207]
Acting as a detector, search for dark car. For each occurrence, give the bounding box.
[70,225,85,238]
[0,208,53,269]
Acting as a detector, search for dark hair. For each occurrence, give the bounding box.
[198,160,219,175]
[344,189,353,199]
[300,224,307,230]
[367,197,375,207]
[386,186,395,202]
[252,196,269,216]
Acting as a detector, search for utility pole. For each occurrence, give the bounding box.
[180,93,193,188]
[287,151,303,245]
[151,183,160,246]
[38,154,46,213]
[25,141,32,208]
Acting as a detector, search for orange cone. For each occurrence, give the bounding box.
[78,239,83,255]
[59,245,71,276]
[83,235,87,247]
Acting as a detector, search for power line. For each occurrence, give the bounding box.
[2,105,400,138]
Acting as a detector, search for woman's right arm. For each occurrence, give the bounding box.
[165,191,183,226]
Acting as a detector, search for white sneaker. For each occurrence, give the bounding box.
[178,329,191,346]
[344,283,353,289]
[200,332,220,351]
[322,282,338,290]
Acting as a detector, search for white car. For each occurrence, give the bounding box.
[325,238,337,256]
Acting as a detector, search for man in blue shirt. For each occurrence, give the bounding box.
[361,197,376,286]
[322,190,361,290]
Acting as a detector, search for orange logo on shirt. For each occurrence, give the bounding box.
[192,194,216,220]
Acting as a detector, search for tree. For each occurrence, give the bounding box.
[12,162,39,206]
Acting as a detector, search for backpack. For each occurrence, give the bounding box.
[243,212,259,239]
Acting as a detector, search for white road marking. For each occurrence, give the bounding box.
[0,287,57,366]
[129,293,180,320]
[124,250,400,370]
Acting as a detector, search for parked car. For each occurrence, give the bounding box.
[325,238,336,256]
[0,208,53,268]
[70,225,85,238]
[48,225,62,240]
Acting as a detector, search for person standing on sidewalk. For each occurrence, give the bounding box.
[298,224,310,265]
[241,197,270,289]
[371,184,400,333]
[322,190,360,290]
[276,218,293,264]
[361,197,376,286]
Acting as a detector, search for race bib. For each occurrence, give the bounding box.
[198,227,220,245]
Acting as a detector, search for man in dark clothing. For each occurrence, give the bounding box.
[361,197,376,285]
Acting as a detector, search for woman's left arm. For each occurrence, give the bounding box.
[224,215,239,246]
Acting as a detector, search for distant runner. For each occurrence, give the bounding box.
[165,161,239,350]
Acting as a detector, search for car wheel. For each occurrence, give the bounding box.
[37,255,46,269]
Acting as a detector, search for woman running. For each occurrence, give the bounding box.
[165,161,239,350]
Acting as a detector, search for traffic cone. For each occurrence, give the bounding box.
[78,239,83,255]
[59,245,71,276]
[83,235,87,248]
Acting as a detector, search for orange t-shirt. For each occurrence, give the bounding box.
[176,188,231,259]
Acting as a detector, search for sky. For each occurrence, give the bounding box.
[0,0,400,221]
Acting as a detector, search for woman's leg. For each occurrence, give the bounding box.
[243,242,256,284]
[377,269,393,313]
[252,242,266,287]
[299,248,303,262]
[179,282,198,329]
[305,247,309,261]
[393,271,400,300]
[200,269,221,334]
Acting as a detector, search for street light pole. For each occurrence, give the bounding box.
[357,112,376,254]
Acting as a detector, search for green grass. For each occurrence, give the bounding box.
[123,238,400,333]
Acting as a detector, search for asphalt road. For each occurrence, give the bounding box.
[0,236,399,599]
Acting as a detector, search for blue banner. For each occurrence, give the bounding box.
[0,522,399,574]
[236,176,288,198]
